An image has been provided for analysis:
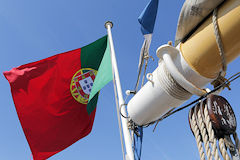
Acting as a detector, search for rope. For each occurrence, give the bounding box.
[135,35,151,92]
[140,57,148,88]
[133,126,143,160]
[153,108,175,132]
[190,112,206,160]
[223,135,240,159]
[203,105,221,160]
[224,135,235,153]
[184,72,240,160]
[140,55,154,88]
[135,47,145,92]
[233,132,240,154]
[219,138,231,160]
[189,101,240,160]
[197,109,212,160]
[127,36,153,160]
[211,7,228,89]
[212,8,227,75]
[132,36,153,160]
[157,61,192,100]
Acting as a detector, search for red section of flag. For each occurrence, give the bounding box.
[3,49,96,160]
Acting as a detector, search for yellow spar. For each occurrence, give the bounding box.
[180,0,240,79]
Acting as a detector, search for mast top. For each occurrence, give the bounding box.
[105,21,113,29]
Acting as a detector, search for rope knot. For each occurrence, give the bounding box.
[211,75,231,90]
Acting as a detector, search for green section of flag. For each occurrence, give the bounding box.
[81,35,107,70]
[87,38,113,114]
[86,94,99,115]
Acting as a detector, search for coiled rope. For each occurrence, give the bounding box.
[157,61,192,100]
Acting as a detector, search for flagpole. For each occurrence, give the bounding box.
[105,21,135,160]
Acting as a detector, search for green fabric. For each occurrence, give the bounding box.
[81,35,107,70]
[79,35,109,115]
[87,94,99,114]
[87,38,113,114]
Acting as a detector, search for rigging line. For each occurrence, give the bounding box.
[203,105,221,160]
[142,96,203,127]
[144,72,240,127]
[113,77,126,160]
[112,55,126,160]
[133,126,143,160]
[134,40,147,92]
[213,7,227,75]
[133,51,148,160]
[132,39,153,160]
[153,108,175,131]
[140,55,154,88]
[160,72,240,121]
[141,58,148,88]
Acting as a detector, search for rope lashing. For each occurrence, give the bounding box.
[211,7,230,90]
[157,61,192,100]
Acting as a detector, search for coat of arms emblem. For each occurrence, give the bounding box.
[70,68,97,104]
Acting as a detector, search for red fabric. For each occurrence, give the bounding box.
[4,49,96,160]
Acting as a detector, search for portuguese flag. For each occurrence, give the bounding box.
[3,35,112,160]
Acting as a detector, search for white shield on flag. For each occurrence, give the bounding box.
[78,76,94,95]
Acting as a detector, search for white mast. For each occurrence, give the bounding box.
[105,21,134,160]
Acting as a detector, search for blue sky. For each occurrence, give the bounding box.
[0,0,239,160]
